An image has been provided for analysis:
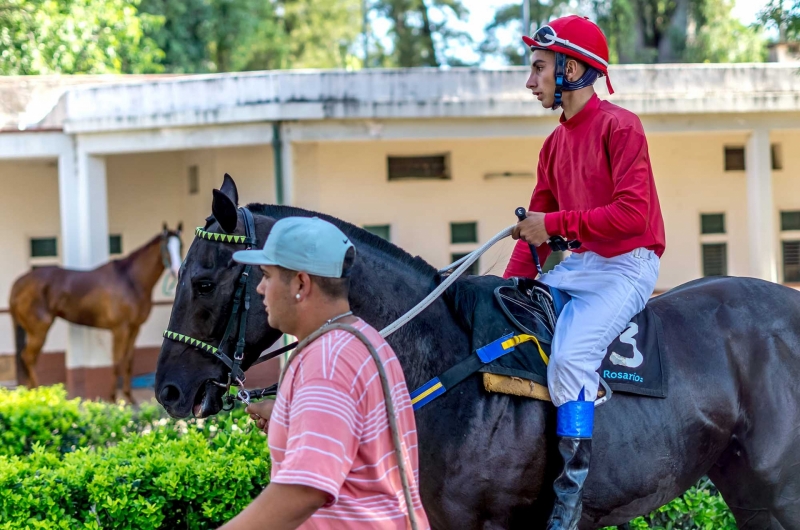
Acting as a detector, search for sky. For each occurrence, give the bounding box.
[424,0,772,66]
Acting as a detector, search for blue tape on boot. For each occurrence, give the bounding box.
[556,400,595,438]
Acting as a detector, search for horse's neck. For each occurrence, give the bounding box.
[347,252,470,389]
[122,238,164,294]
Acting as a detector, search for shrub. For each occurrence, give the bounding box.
[0,385,268,529]
[604,480,736,530]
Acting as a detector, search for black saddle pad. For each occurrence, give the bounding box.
[445,276,667,399]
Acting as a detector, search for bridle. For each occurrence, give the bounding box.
[162,207,293,410]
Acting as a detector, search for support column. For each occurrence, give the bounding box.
[59,146,114,400]
[746,128,777,282]
[280,123,295,206]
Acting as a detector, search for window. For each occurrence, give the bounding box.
[450,222,477,244]
[700,213,725,235]
[772,143,783,171]
[387,155,449,180]
[109,234,123,255]
[364,224,391,241]
[188,165,199,194]
[450,253,479,276]
[30,237,57,258]
[781,211,800,231]
[724,147,746,171]
[702,243,727,277]
[783,241,800,282]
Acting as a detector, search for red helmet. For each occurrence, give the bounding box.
[523,15,614,95]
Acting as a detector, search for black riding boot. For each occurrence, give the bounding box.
[546,436,592,530]
[546,399,594,530]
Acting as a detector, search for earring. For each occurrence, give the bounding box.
[295,294,301,300]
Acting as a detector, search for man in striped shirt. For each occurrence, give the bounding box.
[221,217,429,530]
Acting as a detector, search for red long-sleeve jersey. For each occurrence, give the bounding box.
[504,94,666,279]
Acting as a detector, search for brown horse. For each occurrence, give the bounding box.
[9,224,183,401]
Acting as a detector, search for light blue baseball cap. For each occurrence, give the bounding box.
[233,217,355,278]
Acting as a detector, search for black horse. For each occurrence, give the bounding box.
[156,176,800,529]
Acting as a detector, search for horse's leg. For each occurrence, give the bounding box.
[708,420,800,529]
[111,327,131,402]
[19,320,52,388]
[121,325,140,404]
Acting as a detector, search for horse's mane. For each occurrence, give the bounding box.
[113,233,161,268]
[245,203,439,279]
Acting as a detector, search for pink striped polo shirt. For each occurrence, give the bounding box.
[268,318,430,529]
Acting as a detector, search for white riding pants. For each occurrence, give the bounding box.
[539,248,660,407]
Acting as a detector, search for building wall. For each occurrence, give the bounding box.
[649,132,751,289]
[772,130,800,283]
[0,159,68,379]
[295,138,542,277]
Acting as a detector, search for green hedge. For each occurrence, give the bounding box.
[0,386,735,529]
[604,481,736,530]
[0,385,268,529]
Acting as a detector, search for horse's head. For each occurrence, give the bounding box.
[160,222,184,278]
[155,174,282,418]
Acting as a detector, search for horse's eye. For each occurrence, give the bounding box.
[195,281,215,295]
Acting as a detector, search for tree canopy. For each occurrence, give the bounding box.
[0,0,789,75]
[0,0,163,75]
[481,0,769,65]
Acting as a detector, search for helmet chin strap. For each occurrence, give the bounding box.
[550,52,602,111]
[552,53,566,110]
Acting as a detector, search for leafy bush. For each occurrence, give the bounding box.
[0,385,269,529]
[604,480,736,530]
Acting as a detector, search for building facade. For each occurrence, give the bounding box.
[1,64,799,396]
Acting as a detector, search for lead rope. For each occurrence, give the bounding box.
[279,323,420,530]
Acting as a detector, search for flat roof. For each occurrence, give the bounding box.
[4,64,800,133]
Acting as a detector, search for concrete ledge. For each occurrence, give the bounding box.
[52,63,800,133]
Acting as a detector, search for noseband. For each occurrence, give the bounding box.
[162,208,259,410]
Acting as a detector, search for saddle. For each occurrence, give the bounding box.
[409,276,667,411]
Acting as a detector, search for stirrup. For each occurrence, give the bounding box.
[595,377,612,407]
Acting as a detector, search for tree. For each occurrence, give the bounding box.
[594,0,765,63]
[479,0,765,65]
[683,0,765,62]
[370,0,471,67]
[139,0,361,73]
[0,0,164,75]
[277,0,363,69]
[758,0,800,42]
[480,0,578,66]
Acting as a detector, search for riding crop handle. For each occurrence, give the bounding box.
[515,207,543,277]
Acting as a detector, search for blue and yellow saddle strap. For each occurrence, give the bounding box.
[410,333,548,410]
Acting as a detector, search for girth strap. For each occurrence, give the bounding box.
[410,332,546,410]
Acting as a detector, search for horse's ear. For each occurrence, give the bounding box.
[219,173,239,206]
[212,189,238,234]
[176,222,183,234]
[162,222,168,233]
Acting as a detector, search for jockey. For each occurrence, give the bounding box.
[504,15,666,530]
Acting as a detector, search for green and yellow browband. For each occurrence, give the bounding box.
[195,227,256,245]
[163,330,220,356]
